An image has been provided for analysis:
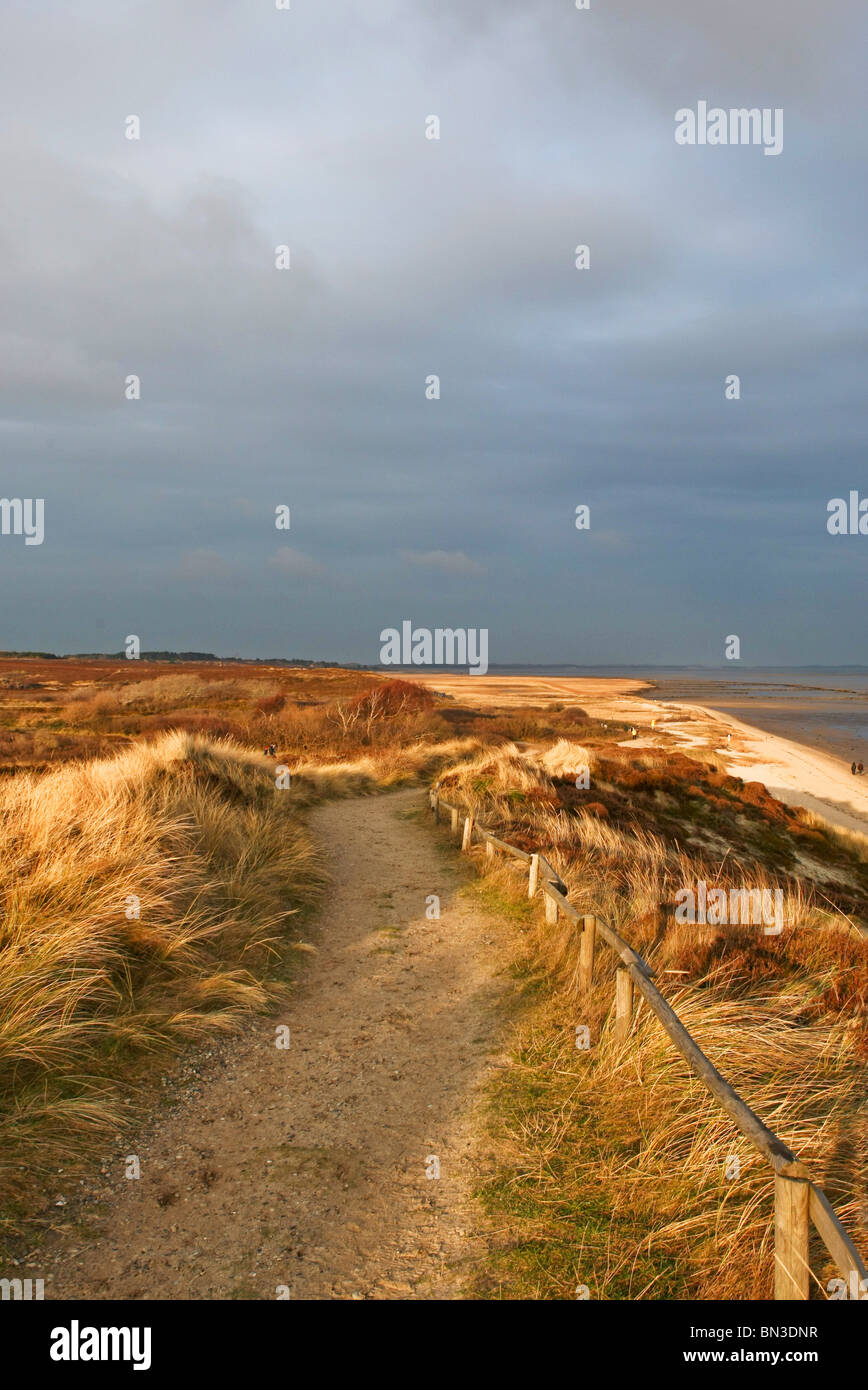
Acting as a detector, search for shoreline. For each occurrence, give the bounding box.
[406,673,868,840]
[635,696,868,840]
[647,687,868,767]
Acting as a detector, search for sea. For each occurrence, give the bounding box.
[488,667,868,765]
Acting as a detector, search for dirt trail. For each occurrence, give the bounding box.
[41,788,516,1300]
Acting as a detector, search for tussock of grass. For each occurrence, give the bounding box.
[800,810,868,867]
[0,731,324,1227]
[538,739,592,780]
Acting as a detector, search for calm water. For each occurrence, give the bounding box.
[645,670,868,764]
[491,667,868,763]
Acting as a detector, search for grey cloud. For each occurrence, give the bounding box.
[399,549,486,576]
[0,2,864,663]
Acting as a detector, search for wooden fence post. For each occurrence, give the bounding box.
[774,1175,811,1300]
[421,796,867,1287]
[528,853,539,899]
[579,915,596,992]
[614,968,633,1043]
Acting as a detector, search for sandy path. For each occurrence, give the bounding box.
[41,789,513,1301]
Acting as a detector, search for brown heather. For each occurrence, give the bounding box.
[437,741,868,1299]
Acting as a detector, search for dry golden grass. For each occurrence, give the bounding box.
[115,675,277,709]
[0,731,325,1230]
[437,744,868,1299]
[538,739,592,779]
[0,658,454,772]
[0,711,485,1247]
[287,737,482,802]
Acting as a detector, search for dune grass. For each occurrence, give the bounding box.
[435,742,868,1299]
[0,715,485,1249]
[0,731,328,1237]
[286,736,482,801]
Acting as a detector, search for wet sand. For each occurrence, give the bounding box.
[645,673,868,766]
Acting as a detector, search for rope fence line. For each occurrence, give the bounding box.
[429,785,867,1302]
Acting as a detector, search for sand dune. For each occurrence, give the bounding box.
[407,673,868,840]
[667,702,868,840]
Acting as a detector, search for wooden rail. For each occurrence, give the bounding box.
[430,786,867,1301]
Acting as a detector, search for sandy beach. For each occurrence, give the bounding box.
[658,701,868,840]
[408,673,868,840]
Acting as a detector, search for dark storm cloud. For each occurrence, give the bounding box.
[0,0,865,663]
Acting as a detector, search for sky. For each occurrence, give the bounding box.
[1,0,866,667]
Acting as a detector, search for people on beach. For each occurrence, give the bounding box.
[859,762,865,776]
[852,762,858,775]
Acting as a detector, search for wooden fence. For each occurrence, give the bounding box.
[430,786,868,1301]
